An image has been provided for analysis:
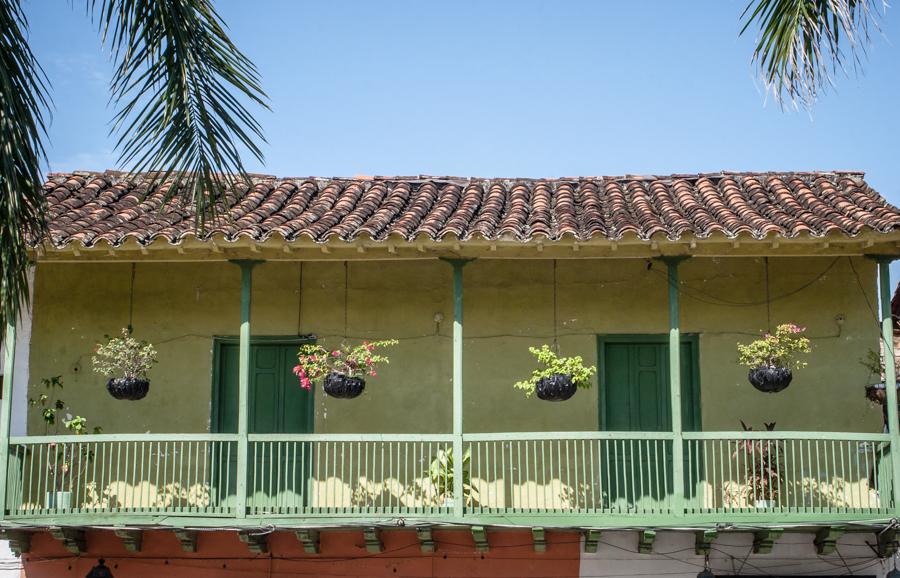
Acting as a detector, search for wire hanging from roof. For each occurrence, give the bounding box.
[552,259,559,353]
[127,263,136,334]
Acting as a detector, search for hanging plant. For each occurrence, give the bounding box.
[514,345,596,401]
[92,328,158,400]
[737,323,810,393]
[861,348,900,405]
[293,339,398,399]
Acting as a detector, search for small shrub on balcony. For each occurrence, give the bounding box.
[726,421,784,508]
[513,345,596,401]
[92,328,158,400]
[28,376,102,502]
[737,323,810,393]
[293,339,399,399]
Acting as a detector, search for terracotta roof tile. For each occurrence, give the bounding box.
[37,171,900,248]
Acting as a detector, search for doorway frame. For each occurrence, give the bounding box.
[596,333,702,431]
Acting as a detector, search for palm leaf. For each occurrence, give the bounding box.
[0,0,50,331]
[740,0,881,108]
[94,0,269,229]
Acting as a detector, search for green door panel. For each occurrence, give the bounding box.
[214,342,313,434]
[212,340,313,513]
[600,336,701,511]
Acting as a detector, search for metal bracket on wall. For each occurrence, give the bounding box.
[814,526,845,555]
[416,526,435,553]
[238,531,269,554]
[173,529,198,553]
[752,529,784,554]
[295,529,320,554]
[583,529,601,553]
[363,527,383,553]
[0,530,30,555]
[638,530,656,554]
[471,526,489,553]
[49,528,86,554]
[532,527,546,553]
[113,529,143,552]
[695,529,717,555]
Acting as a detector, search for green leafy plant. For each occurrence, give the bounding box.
[737,323,810,370]
[860,348,884,381]
[92,328,158,380]
[428,446,478,506]
[513,345,596,399]
[28,376,102,492]
[293,340,398,390]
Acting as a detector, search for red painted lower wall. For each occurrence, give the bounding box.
[22,528,581,578]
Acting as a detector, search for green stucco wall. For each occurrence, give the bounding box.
[25,257,884,435]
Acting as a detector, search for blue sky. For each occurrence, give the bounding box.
[26,1,900,198]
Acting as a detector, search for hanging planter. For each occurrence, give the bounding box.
[535,373,577,402]
[92,328,158,401]
[737,324,810,393]
[514,345,596,401]
[106,377,150,401]
[323,372,366,399]
[294,339,398,399]
[747,366,793,393]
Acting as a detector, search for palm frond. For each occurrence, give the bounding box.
[0,0,50,330]
[740,0,881,108]
[94,0,268,228]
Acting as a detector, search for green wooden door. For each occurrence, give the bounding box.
[212,340,313,512]
[600,337,700,511]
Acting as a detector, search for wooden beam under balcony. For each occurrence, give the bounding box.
[752,529,783,554]
[113,529,143,552]
[50,528,86,554]
[295,529,320,554]
[583,530,601,553]
[416,526,435,553]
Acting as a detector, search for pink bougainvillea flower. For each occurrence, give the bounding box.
[332,350,341,357]
[369,370,377,377]
[300,376,312,390]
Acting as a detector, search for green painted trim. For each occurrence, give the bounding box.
[465,431,677,441]
[248,433,455,442]
[877,260,900,514]
[3,512,895,530]
[596,334,701,432]
[683,431,889,441]
[0,322,16,519]
[11,433,239,444]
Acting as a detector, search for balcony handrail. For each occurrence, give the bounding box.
[9,433,240,444]
[248,433,455,442]
[682,431,891,441]
[463,431,677,441]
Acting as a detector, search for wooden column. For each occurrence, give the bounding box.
[662,257,687,515]
[232,260,261,518]
[877,258,900,512]
[443,258,471,518]
[0,322,16,519]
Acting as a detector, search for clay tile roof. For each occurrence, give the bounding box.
[37,170,900,248]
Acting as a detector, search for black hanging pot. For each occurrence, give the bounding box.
[865,382,900,405]
[747,366,792,393]
[535,373,577,402]
[323,372,366,399]
[106,377,150,400]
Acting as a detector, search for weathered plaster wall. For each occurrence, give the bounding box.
[25,256,883,435]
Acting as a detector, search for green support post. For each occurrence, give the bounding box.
[443,258,472,518]
[662,257,687,515]
[877,258,900,513]
[0,322,15,519]
[232,260,261,518]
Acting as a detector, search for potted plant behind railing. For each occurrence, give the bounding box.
[731,421,783,509]
[92,328,158,400]
[737,323,810,393]
[428,446,477,508]
[861,348,900,431]
[294,340,398,399]
[513,345,596,401]
[28,376,102,510]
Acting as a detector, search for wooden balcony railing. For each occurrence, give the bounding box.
[3,431,894,523]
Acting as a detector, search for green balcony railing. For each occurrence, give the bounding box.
[1,431,894,523]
